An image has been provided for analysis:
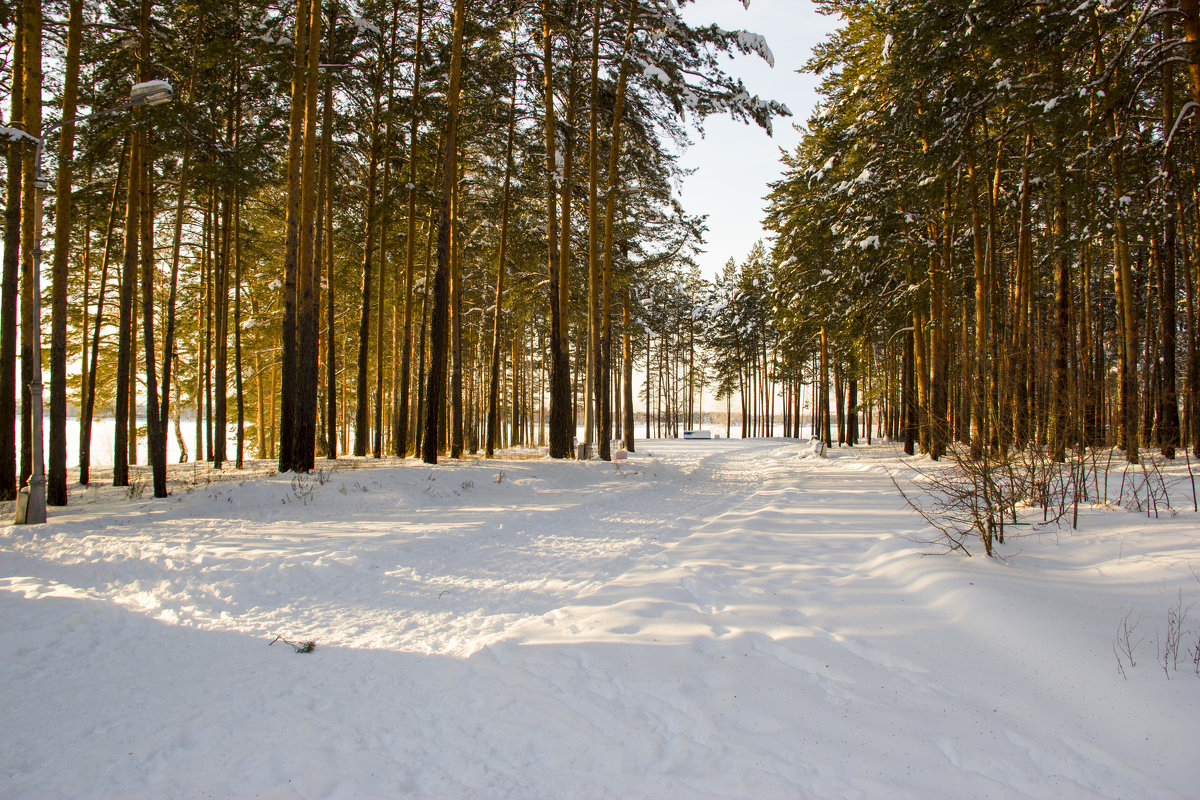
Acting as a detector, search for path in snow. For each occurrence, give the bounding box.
[1,439,1196,799]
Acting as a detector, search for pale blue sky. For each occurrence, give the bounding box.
[678,0,839,277]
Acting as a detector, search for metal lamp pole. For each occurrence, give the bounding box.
[15,80,173,525]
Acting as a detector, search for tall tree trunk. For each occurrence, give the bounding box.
[599,0,637,460]
[421,0,466,464]
[233,74,246,470]
[397,0,423,458]
[113,39,140,487]
[1110,123,1139,463]
[355,91,381,457]
[585,0,601,453]
[622,286,635,451]
[18,0,41,498]
[967,144,988,460]
[278,0,311,472]
[80,138,128,484]
[449,156,464,457]
[819,326,831,447]
[0,4,22,500]
[139,102,167,497]
[1011,140,1032,446]
[559,25,579,457]
[160,116,190,475]
[376,0,396,460]
[322,39,337,459]
[213,188,231,469]
[293,0,322,470]
[544,0,572,459]
[46,0,83,505]
[1180,0,1200,114]
[486,65,517,459]
[1157,9,1180,458]
[1049,154,1071,461]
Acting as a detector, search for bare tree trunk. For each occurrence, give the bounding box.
[278,0,310,471]
[46,0,83,505]
[80,138,128,484]
[113,33,139,487]
[233,82,245,470]
[421,0,466,464]
[1181,0,1200,113]
[486,65,517,459]
[322,50,337,458]
[397,0,423,458]
[820,326,831,448]
[376,0,396,460]
[599,1,637,460]
[355,90,382,457]
[450,159,464,457]
[967,144,988,460]
[293,0,322,470]
[213,187,231,469]
[161,113,191,475]
[1111,125,1139,463]
[18,0,42,498]
[139,95,167,497]
[1157,10,1181,458]
[585,0,601,453]
[544,0,572,459]
[623,287,635,451]
[0,5,22,500]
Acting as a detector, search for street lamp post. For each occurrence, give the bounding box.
[15,79,173,525]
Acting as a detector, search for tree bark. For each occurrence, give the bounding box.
[79,138,128,484]
[397,0,424,458]
[139,102,167,497]
[293,0,322,470]
[278,0,311,472]
[46,0,83,505]
[2,9,25,500]
[355,91,382,457]
[599,0,637,460]
[544,0,573,459]
[486,66,518,459]
[376,0,397,460]
[18,0,41,494]
[1157,9,1180,458]
[421,0,466,464]
[113,43,140,487]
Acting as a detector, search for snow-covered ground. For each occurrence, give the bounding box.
[2,439,1196,799]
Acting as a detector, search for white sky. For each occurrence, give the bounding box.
[677,0,840,278]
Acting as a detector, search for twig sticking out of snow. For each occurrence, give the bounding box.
[269,635,317,654]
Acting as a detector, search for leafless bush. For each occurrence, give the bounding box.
[286,473,317,505]
[1158,591,1192,678]
[1113,611,1143,679]
[893,439,1075,557]
[1113,592,1198,680]
[126,473,148,500]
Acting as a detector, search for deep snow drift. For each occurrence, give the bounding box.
[2,439,1196,799]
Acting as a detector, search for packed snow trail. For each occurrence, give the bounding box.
[1,439,1195,799]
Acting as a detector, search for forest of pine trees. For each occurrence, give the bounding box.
[4,0,1197,514]
[0,0,787,505]
[764,0,1200,467]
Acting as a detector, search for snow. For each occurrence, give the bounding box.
[736,31,775,69]
[642,62,671,85]
[0,126,38,145]
[349,15,381,37]
[2,439,1197,799]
